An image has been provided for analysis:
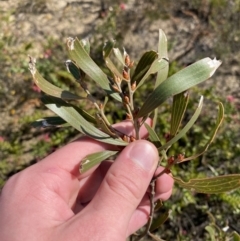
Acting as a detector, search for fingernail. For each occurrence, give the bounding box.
[127,141,157,171]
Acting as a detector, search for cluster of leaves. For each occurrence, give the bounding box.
[29,29,240,240]
[148,83,240,239]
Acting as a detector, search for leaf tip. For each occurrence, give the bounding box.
[159,29,167,41]
[79,164,83,173]
[65,59,71,72]
[79,159,90,173]
[39,119,50,127]
[28,56,36,75]
[207,57,222,77]
[66,37,75,50]
[81,38,89,46]
[83,159,90,164]
[199,95,204,106]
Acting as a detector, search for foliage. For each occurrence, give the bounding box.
[28,29,240,240]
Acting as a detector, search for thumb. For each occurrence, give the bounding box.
[89,140,158,233]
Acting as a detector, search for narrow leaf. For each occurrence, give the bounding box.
[75,107,97,125]
[158,30,168,60]
[233,231,240,241]
[103,40,124,80]
[131,51,158,85]
[181,102,224,162]
[152,30,169,129]
[173,174,240,194]
[152,109,158,130]
[31,116,68,128]
[144,123,162,148]
[113,47,125,66]
[170,91,189,137]
[144,123,167,161]
[103,40,115,58]
[65,59,82,80]
[136,58,169,89]
[106,58,124,80]
[150,210,170,232]
[80,150,118,173]
[66,37,121,101]
[155,29,169,87]
[41,96,97,125]
[158,96,203,151]
[29,57,84,100]
[95,113,119,138]
[205,225,216,241]
[103,96,109,109]
[137,57,222,118]
[154,199,163,211]
[42,96,127,146]
[79,38,91,54]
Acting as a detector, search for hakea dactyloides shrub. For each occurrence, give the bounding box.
[29,30,240,240]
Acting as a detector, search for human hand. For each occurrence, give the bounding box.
[0,120,173,241]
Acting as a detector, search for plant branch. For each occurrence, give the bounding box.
[134,174,157,241]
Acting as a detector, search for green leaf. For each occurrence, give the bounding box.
[233,231,240,241]
[144,123,167,161]
[151,109,158,130]
[150,209,169,232]
[103,39,115,58]
[42,95,127,146]
[65,59,83,81]
[66,37,121,101]
[152,30,169,129]
[80,150,118,173]
[80,38,90,54]
[113,47,125,66]
[103,96,109,109]
[136,57,222,118]
[74,107,97,125]
[158,96,203,151]
[205,225,216,241]
[103,40,124,80]
[29,57,85,100]
[131,51,158,85]
[154,199,163,211]
[136,58,169,89]
[157,30,168,61]
[173,174,240,194]
[41,95,97,125]
[170,91,189,137]
[144,123,162,148]
[31,116,68,128]
[181,102,224,162]
[95,113,119,138]
[155,29,169,87]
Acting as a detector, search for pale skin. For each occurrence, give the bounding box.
[0,120,173,241]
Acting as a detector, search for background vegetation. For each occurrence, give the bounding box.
[0,0,239,240]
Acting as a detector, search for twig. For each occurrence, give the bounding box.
[134,180,156,241]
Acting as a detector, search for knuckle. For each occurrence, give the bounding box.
[105,170,142,201]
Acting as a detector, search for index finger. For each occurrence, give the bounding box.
[39,119,152,177]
